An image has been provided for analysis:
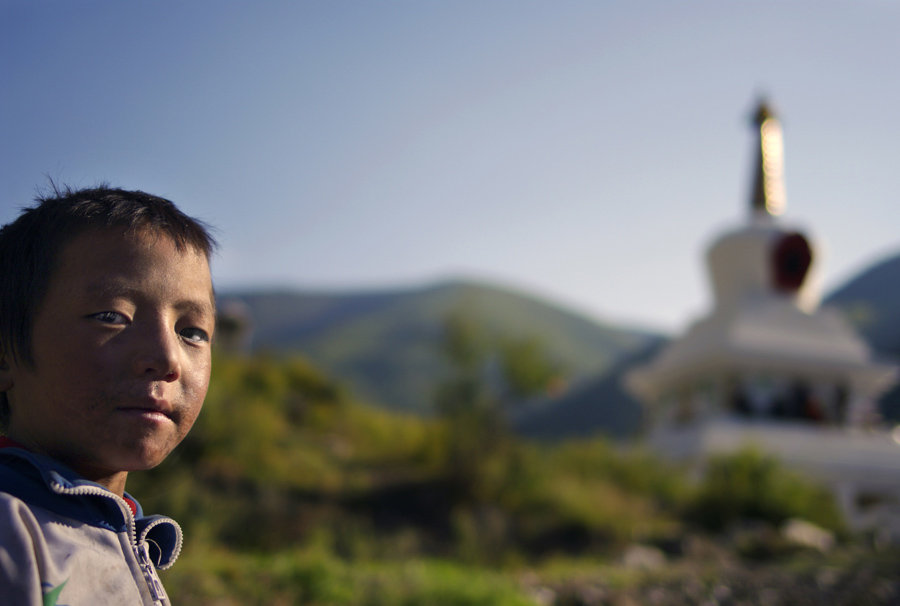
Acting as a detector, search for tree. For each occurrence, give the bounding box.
[498,335,562,402]
[434,312,564,492]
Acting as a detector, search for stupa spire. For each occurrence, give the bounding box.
[750,100,787,217]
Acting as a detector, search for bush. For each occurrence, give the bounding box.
[685,448,845,533]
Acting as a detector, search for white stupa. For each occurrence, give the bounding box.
[626,101,900,533]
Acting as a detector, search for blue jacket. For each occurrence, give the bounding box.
[0,446,182,605]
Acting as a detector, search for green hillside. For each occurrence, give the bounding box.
[221,280,657,413]
[128,352,882,606]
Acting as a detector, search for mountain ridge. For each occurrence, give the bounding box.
[220,279,660,415]
[825,252,900,421]
[219,248,900,432]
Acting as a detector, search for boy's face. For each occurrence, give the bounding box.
[1,227,215,493]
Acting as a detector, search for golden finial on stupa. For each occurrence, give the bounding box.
[750,99,786,217]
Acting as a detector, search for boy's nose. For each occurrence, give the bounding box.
[136,324,181,381]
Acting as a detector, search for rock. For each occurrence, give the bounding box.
[527,585,556,606]
[576,584,607,605]
[622,544,666,570]
[780,518,835,552]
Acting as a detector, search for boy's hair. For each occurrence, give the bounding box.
[0,184,217,431]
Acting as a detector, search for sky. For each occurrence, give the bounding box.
[3,1,900,334]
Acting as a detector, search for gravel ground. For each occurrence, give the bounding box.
[564,568,899,606]
[524,534,900,606]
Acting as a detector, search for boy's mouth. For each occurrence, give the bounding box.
[117,399,175,421]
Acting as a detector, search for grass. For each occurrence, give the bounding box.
[162,545,537,606]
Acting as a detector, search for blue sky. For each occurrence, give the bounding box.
[3,1,900,332]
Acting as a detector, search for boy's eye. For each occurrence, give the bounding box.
[180,327,210,343]
[91,311,128,324]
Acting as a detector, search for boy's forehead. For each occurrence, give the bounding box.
[52,227,214,303]
[62,226,211,264]
[68,225,209,255]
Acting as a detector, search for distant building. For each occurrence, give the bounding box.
[625,100,900,535]
[215,298,255,354]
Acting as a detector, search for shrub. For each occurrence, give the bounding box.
[685,448,845,533]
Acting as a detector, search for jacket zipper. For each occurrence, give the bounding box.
[49,481,169,605]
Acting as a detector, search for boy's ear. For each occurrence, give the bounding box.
[0,353,12,393]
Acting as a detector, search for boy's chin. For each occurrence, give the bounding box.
[114,443,180,473]
[62,447,176,491]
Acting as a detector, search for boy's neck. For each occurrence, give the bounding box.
[0,434,129,496]
[1,436,137,514]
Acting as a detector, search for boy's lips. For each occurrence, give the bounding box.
[117,398,175,420]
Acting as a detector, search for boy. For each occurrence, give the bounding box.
[0,185,217,605]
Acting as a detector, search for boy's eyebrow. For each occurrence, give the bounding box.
[84,280,140,300]
[173,298,217,319]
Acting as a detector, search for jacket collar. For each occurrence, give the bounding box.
[0,446,182,568]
